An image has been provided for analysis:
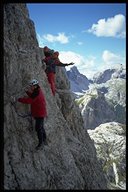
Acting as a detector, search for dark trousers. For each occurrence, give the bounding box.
[35,117,46,145]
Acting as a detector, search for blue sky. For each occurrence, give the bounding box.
[27,3,126,79]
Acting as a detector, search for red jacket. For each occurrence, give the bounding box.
[18,88,47,118]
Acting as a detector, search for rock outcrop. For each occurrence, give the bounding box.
[88,122,126,190]
[4,4,107,190]
[76,88,116,129]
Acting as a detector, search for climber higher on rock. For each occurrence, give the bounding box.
[43,49,74,96]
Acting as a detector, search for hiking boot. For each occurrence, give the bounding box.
[43,140,48,145]
[35,143,42,150]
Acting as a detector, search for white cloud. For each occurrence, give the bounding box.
[102,50,125,65]
[43,32,69,44]
[59,51,96,79]
[100,50,126,72]
[87,14,126,38]
[59,50,125,79]
[59,51,85,65]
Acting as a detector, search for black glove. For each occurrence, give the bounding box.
[68,62,74,65]
[10,96,17,103]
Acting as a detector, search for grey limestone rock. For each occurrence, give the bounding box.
[4,3,107,190]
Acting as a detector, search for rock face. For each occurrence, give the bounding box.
[4,4,107,190]
[76,89,116,129]
[88,122,126,190]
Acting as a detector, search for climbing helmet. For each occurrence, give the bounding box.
[30,79,39,86]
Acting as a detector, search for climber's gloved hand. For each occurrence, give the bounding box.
[10,96,17,103]
[68,62,74,66]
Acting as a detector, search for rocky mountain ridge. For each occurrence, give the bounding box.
[67,65,126,128]
[93,65,126,84]
[67,65,126,94]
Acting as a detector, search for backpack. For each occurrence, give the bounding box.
[44,57,56,74]
[44,49,54,57]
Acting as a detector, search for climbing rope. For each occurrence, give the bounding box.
[10,99,33,130]
[10,99,31,118]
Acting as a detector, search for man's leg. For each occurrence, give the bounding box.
[35,118,47,149]
[35,118,43,148]
[47,73,55,96]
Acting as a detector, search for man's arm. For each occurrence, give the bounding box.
[18,97,33,104]
[56,61,75,67]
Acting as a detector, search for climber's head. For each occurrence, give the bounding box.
[54,51,59,56]
[53,51,59,58]
[29,79,39,90]
[43,46,49,52]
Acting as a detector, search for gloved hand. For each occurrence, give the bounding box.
[10,96,16,103]
[68,62,74,65]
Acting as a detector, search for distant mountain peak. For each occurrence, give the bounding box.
[66,66,90,95]
[69,66,79,73]
[93,67,126,84]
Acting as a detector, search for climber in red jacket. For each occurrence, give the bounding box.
[43,51,74,96]
[18,79,47,150]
